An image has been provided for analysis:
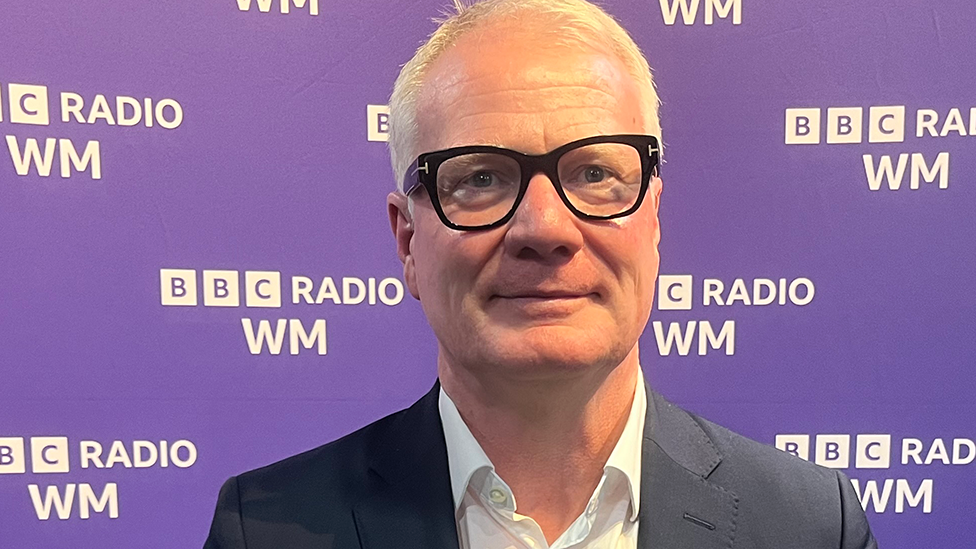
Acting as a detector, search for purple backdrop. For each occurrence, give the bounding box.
[1,0,973,547]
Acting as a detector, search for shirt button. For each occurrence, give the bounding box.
[489,488,508,504]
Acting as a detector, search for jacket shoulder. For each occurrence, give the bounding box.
[685,410,875,548]
[691,412,838,490]
[204,397,435,549]
[234,404,407,500]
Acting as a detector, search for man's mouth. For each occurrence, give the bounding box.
[496,291,591,300]
[489,290,600,316]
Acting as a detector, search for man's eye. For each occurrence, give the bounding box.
[465,171,496,188]
[571,165,617,185]
[583,166,606,183]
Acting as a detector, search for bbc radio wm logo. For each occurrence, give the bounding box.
[236,0,318,15]
[160,268,405,356]
[785,105,975,191]
[652,275,814,358]
[775,433,976,515]
[1,436,196,521]
[1,82,183,180]
[658,0,742,26]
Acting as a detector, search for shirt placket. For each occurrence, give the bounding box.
[549,474,606,549]
[480,471,612,549]
[482,473,549,548]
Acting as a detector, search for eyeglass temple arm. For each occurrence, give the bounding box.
[400,159,429,195]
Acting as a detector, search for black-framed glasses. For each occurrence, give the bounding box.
[401,134,660,231]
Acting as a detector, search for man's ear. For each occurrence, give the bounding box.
[387,192,421,300]
[650,176,663,247]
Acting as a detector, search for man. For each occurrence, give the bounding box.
[204,1,877,547]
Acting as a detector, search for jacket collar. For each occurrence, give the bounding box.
[353,381,460,549]
[637,387,739,548]
[354,376,738,549]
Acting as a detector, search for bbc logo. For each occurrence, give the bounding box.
[0,437,70,474]
[160,269,281,308]
[785,106,906,145]
[775,434,891,469]
[0,83,50,125]
[657,275,693,311]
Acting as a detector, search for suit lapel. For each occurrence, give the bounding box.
[352,381,460,549]
[350,379,738,549]
[637,387,738,549]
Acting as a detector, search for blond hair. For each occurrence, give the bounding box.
[388,0,661,190]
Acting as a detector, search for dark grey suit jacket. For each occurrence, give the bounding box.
[204,380,877,548]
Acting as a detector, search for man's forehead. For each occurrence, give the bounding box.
[415,26,643,153]
[420,22,626,103]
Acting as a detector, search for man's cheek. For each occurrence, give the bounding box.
[411,243,441,303]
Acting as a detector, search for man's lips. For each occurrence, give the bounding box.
[489,289,600,301]
[494,292,592,299]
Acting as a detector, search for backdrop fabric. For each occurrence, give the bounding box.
[0,1,973,547]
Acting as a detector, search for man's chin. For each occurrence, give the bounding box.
[471,324,621,376]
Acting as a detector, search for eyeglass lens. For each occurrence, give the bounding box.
[434,142,643,227]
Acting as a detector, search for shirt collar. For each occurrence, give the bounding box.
[438,367,647,521]
[604,366,646,521]
[438,384,495,510]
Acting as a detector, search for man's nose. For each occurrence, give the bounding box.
[503,172,584,262]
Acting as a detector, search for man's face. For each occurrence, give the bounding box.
[390,23,662,382]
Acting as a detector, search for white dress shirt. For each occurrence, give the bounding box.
[438,368,647,549]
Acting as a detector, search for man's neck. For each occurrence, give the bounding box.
[438,348,641,543]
